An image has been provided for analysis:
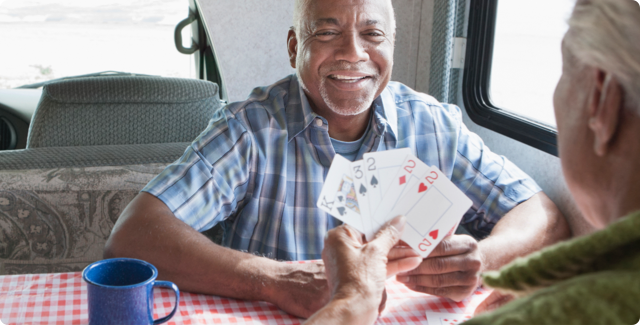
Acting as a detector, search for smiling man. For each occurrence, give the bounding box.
[104,0,570,318]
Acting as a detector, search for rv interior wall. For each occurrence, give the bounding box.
[198,0,590,236]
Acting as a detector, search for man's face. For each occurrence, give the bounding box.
[289,0,395,116]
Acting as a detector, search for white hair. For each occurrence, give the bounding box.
[291,0,397,34]
[565,0,640,114]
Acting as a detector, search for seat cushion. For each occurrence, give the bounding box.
[26,76,222,148]
[0,143,191,275]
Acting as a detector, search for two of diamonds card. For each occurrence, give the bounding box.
[317,149,472,257]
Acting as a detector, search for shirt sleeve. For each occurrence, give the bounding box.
[441,104,542,239]
[141,107,254,232]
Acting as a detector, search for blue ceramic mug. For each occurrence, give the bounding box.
[82,258,180,325]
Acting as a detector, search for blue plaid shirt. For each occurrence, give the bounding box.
[142,74,541,261]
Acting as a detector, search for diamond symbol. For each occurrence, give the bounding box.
[399,175,406,185]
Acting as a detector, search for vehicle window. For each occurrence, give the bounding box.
[490,0,575,128]
[0,0,193,89]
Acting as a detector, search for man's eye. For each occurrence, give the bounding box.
[315,31,338,40]
[364,32,386,42]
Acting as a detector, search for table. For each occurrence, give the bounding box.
[0,270,491,325]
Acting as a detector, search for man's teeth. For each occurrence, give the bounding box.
[330,75,368,83]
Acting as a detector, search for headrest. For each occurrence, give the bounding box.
[43,76,219,104]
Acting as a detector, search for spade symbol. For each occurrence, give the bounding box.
[337,207,346,216]
[359,184,367,196]
[370,175,378,188]
[337,195,344,202]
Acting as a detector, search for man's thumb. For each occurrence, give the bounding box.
[371,215,406,253]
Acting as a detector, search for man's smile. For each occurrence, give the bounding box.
[324,71,376,91]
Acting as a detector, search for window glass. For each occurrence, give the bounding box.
[0,0,193,89]
[490,0,575,128]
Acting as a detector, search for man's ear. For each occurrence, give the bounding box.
[287,28,298,69]
[587,70,624,156]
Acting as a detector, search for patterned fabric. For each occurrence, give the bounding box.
[143,74,541,261]
[0,142,190,170]
[448,0,467,103]
[465,211,640,324]
[27,76,222,148]
[0,163,169,275]
[429,0,457,103]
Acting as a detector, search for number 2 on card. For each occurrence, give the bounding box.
[403,160,416,173]
[367,158,376,171]
[425,171,438,184]
[418,238,432,251]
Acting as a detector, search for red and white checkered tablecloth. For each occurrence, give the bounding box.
[0,267,491,325]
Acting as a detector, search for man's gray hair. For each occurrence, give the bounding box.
[292,0,397,35]
[565,0,640,114]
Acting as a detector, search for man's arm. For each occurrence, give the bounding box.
[477,192,570,271]
[394,192,570,301]
[104,192,330,318]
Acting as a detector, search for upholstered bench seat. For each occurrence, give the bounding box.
[0,143,190,275]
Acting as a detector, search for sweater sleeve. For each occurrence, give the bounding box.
[464,271,640,325]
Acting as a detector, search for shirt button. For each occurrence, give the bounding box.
[315,118,323,127]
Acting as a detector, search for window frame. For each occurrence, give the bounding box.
[191,0,229,103]
[462,0,559,156]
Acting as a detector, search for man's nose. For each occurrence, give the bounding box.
[335,32,369,63]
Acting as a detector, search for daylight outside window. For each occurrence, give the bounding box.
[0,0,193,89]
[490,0,575,129]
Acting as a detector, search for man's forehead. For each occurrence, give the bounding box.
[305,0,392,27]
[311,17,385,28]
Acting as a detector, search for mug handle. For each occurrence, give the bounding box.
[152,281,180,325]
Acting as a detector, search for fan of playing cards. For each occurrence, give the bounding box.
[317,148,473,258]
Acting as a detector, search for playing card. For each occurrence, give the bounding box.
[317,154,365,233]
[392,164,473,258]
[425,312,473,325]
[371,154,431,227]
[350,160,375,240]
[362,148,412,231]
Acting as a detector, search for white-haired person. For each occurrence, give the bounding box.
[309,0,640,324]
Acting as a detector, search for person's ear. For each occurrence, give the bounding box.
[287,28,298,69]
[587,70,624,156]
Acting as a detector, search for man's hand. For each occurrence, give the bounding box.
[393,234,483,301]
[266,261,330,318]
[474,291,514,315]
[305,216,422,325]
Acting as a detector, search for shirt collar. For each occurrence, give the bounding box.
[286,74,320,142]
[371,86,399,141]
[285,74,398,143]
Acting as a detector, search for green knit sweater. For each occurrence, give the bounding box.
[465,211,640,325]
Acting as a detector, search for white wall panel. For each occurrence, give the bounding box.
[199,0,295,102]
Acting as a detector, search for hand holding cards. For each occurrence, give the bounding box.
[317,149,472,258]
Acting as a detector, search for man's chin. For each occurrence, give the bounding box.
[324,100,372,117]
[321,92,375,117]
